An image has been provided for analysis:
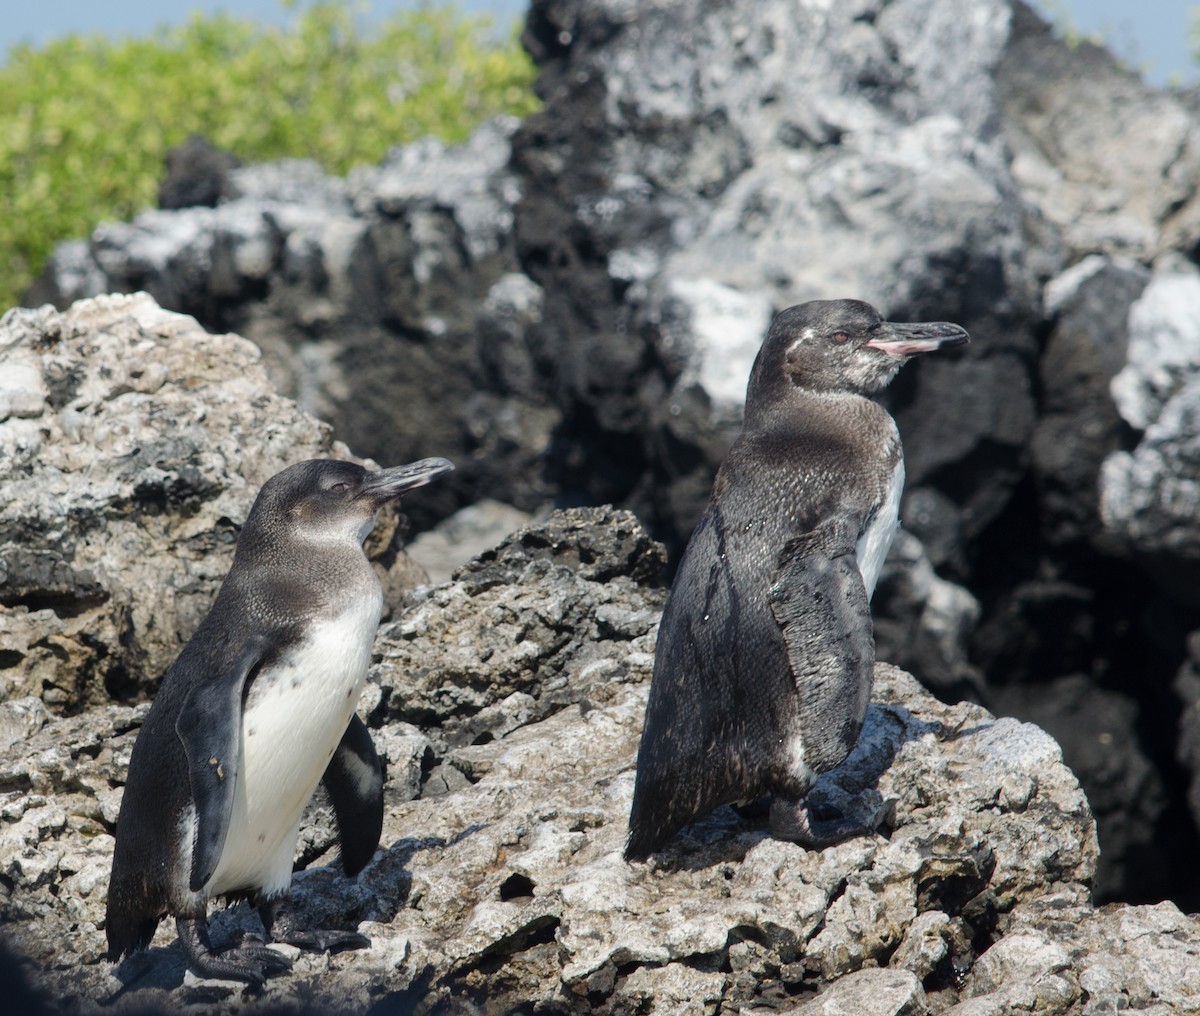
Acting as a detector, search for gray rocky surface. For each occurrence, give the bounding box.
[406,499,536,585]
[873,531,985,704]
[21,0,1200,911]
[1109,262,1200,433]
[0,631,1132,1016]
[1,491,1161,1014]
[0,293,337,708]
[0,294,429,712]
[0,292,1197,1013]
[1032,255,1148,551]
[998,1,1200,261]
[1100,261,1200,588]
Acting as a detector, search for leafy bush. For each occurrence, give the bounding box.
[0,2,539,310]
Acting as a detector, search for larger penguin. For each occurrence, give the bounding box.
[107,457,453,984]
[626,300,968,860]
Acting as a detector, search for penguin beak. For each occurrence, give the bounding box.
[360,457,455,502]
[863,320,970,357]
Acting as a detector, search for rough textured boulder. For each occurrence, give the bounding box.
[0,293,349,710]
[514,0,1039,555]
[23,0,1200,907]
[0,499,1147,1015]
[0,294,436,724]
[998,0,1200,259]
[1,290,1198,1015]
[6,498,1200,1014]
[1101,261,1200,596]
[1031,255,1148,552]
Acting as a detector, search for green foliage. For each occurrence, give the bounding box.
[0,2,539,310]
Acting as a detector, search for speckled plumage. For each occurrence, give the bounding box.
[626,300,968,860]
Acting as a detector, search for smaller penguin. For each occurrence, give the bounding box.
[106,456,453,985]
[626,299,968,860]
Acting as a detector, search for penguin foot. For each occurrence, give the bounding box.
[176,915,292,988]
[768,796,877,848]
[258,896,370,955]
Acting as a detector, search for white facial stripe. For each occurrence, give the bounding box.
[786,327,817,357]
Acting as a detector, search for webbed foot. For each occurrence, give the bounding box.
[177,914,292,988]
[769,796,880,848]
[258,895,370,954]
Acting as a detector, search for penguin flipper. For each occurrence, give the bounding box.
[175,633,271,893]
[322,714,384,877]
[769,534,874,776]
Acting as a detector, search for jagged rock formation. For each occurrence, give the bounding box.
[0,294,425,710]
[26,118,552,532]
[22,0,1200,909]
[2,291,1198,1015]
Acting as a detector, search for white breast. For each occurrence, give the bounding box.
[207,589,382,897]
[855,456,904,602]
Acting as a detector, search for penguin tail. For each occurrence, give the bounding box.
[104,871,164,962]
[104,910,160,963]
[623,828,653,863]
[624,791,668,863]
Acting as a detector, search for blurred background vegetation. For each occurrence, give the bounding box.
[0,1,538,311]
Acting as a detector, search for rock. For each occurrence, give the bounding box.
[1110,261,1200,433]
[22,0,1200,911]
[373,506,666,745]
[1101,375,1200,593]
[951,894,1200,1014]
[890,910,954,982]
[998,0,1200,259]
[406,499,535,585]
[1031,255,1148,550]
[989,675,1169,904]
[0,293,419,707]
[874,531,985,703]
[1099,263,1200,595]
[2,505,1118,1014]
[783,968,927,1016]
[157,135,241,211]
[0,697,48,753]
[516,0,1039,549]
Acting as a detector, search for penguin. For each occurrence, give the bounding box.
[625,299,968,860]
[106,456,453,985]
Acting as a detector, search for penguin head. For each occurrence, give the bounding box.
[746,299,969,406]
[241,457,455,549]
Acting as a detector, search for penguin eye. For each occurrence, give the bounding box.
[330,482,350,493]
[831,332,850,345]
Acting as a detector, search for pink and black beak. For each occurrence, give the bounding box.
[360,457,454,503]
[864,319,970,357]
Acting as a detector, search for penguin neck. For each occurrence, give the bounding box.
[743,377,880,434]
[229,526,381,622]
